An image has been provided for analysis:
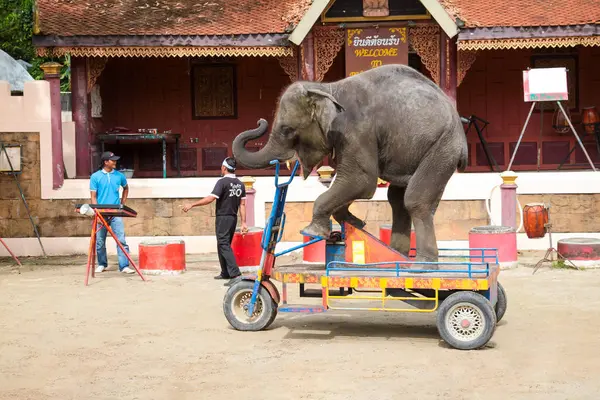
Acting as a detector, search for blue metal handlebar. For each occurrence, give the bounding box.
[270,159,300,187]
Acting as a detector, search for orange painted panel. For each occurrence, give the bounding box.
[343,222,410,266]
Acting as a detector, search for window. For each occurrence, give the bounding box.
[191,63,237,119]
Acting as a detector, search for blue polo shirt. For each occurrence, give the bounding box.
[90,169,128,205]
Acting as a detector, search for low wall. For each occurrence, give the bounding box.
[0,132,224,239]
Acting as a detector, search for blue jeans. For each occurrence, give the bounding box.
[96,217,130,270]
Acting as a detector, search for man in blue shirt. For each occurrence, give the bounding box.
[90,151,135,274]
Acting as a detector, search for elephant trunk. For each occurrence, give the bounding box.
[232,119,295,169]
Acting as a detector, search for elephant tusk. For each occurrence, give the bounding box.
[286,160,292,170]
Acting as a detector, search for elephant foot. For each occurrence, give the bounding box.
[414,254,439,270]
[346,215,366,230]
[333,211,366,230]
[300,221,331,239]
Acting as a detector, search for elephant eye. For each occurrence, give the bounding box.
[280,126,295,137]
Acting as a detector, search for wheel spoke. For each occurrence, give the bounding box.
[446,302,486,342]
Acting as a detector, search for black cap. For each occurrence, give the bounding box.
[101,151,120,161]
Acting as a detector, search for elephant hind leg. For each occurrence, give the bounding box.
[404,135,458,263]
[387,185,412,256]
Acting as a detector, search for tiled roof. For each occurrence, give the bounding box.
[35,0,312,36]
[440,0,600,28]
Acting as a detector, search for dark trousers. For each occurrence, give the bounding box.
[215,215,240,278]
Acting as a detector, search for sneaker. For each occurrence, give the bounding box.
[121,267,135,274]
[214,274,230,280]
[95,265,107,273]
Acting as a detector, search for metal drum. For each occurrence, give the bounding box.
[522,203,549,239]
[231,227,264,272]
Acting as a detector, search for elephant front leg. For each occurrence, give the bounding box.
[301,173,374,238]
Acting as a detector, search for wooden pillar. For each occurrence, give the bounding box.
[71,57,91,178]
[439,31,458,106]
[299,32,319,176]
[300,32,316,81]
[40,61,64,189]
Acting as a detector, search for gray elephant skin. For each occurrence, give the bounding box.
[232,64,468,263]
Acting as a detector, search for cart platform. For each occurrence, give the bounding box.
[272,262,498,291]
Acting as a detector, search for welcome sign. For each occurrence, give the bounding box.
[345,27,409,77]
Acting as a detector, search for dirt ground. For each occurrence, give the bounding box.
[1,252,600,400]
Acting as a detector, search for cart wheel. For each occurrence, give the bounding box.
[223,280,278,331]
[495,282,507,323]
[437,291,497,350]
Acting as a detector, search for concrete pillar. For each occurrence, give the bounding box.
[240,176,256,227]
[500,171,518,229]
[40,61,64,189]
[317,165,335,187]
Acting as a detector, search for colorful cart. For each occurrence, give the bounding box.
[223,161,507,350]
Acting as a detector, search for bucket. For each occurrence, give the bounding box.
[139,239,186,275]
[379,224,416,257]
[303,235,326,263]
[302,223,340,263]
[468,225,517,269]
[231,227,263,272]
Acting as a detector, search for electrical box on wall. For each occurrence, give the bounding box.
[0,145,22,173]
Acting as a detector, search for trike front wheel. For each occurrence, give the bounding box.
[223,280,278,331]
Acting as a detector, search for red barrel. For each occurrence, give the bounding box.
[302,223,342,263]
[303,234,326,263]
[379,224,416,257]
[231,227,263,271]
[139,240,186,275]
[557,237,600,260]
[468,225,517,268]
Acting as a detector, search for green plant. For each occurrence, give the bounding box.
[1,0,70,90]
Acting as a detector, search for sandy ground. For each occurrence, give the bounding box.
[1,252,600,400]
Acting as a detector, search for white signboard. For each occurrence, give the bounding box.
[0,146,21,172]
[523,67,569,102]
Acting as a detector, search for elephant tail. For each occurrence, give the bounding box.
[457,140,468,172]
[455,117,469,172]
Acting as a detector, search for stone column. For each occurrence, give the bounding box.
[40,61,64,189]
[500,171,518,229]
[240,176,256,227]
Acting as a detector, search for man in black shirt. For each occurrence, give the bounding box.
[182,157,248,285]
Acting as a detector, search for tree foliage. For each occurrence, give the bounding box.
[1,0,70,91]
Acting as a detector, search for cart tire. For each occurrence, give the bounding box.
[223,280,278,331]
[437,291,496,350]
[495,282,507,323]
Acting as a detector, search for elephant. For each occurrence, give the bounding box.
[232,64,468,263]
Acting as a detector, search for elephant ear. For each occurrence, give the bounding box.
[305,87,345,135]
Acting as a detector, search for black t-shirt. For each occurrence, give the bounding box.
[210,175,247,216]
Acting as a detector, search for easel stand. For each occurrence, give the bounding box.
[508,101,597,171]
[85,209,146,286]
[1,142,47,257]
[532,207,579,274]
